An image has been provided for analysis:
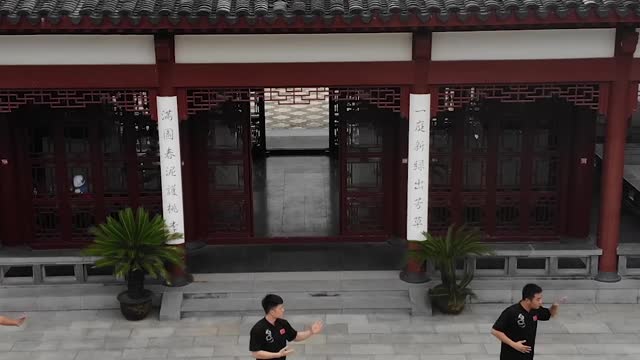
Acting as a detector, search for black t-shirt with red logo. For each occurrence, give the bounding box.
[249,318,298,360]
[492,303,552,360]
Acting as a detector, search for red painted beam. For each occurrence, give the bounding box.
[0,59,620,89]
[430,59,617,84]
[630,59,640,81]
[412,32,431,93]
[155,35,176,96]
[171,62,415,87]
[0,65,158,89]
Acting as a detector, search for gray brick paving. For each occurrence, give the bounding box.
[1,304,640,359]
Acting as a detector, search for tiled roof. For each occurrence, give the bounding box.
[0,0,638,26]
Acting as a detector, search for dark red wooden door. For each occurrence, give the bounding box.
[18,109,66,245]
[13,108,102,246]
[429,99,570,240]
[339,101,394,236]
[194,101,253,241]
[12,106,161,248]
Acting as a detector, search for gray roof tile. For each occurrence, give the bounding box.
[0,0,638,26]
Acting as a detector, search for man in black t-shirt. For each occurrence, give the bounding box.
[249,294,324,360]
[491,284,566,360]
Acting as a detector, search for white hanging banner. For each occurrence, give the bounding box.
[406,94,431,241]
[157,96,185,245]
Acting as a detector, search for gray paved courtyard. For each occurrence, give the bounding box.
[2,304,640,360]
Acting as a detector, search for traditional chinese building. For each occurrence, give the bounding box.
[0,0,639,282]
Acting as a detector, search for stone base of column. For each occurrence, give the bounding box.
[166,264,193,287]
[185,241,207,253]
[400,241,430,283]
[166,272,194,287]
[165,243,193,287]
[399,268,430,284]
[595,271,621,283]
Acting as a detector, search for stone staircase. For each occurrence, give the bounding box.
[181,289,412,316]
[162,272,640,320]
[165,271,422,320]
[2,271,640,321]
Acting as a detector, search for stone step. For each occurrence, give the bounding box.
[182,279,410,294]
[156,272,432,320]
[180,290,412,315]
[0,283,163,312]
[469,279,640,304]
[2,272,640,320]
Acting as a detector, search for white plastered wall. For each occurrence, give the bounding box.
[432,29,616,61]
[174,33,413,63]
[0,35,156,65]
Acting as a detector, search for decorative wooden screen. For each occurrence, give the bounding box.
[186,87,400,239]
[428,113,456,233]
[189,101,253,240]
[0,90,150,114]
[131,116,163,219]
[250,94,267,157]
[186,88,402,115]
[437,85,600,113]
[430,85,591,240]
[4,90,154,247]
[329,96,341,156]
[339,100,397,236]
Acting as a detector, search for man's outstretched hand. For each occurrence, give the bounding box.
[310,320,324,334]
[0,314,27,327]
[15,313,27,326]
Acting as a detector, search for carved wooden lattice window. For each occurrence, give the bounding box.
[6,90,153,246]
[186,87,402,115]
[438,84,600,113]
[429,85,588,239]
[0,90,150,115]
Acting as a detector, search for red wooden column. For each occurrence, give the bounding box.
[155,34,194,286]
[400,31,431,283]
[596,28,638,282]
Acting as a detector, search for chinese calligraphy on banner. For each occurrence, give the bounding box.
[157,96,185,245]
[406,94,430,241]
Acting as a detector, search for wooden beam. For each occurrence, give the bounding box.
[630,59,640,81]
[430,59,616,84]
[0,65,158,89]
[155,35,176,96]
[171,62,414,87]
[0,59,620,89]
[412,31,431,93]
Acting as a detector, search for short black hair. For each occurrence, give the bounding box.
[262,294,284,314]
[522,283,543,300]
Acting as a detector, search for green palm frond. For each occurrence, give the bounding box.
[83,207,185,281]
[409,224,493,303]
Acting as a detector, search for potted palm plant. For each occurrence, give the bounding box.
[409,224,493,314]
[83,207,184,321]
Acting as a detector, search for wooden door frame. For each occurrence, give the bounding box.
[3,90,153,248]
[189,101,254,242]
[430,87,598,240]
[183,86,403,244]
